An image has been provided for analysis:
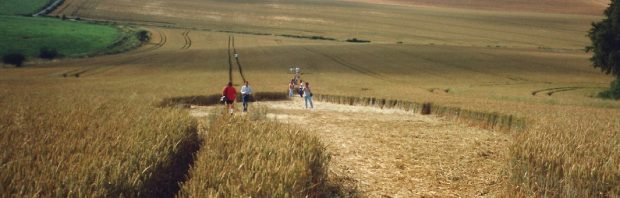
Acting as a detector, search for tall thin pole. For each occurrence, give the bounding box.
[227,35,233,83]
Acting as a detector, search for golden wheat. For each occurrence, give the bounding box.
[178,107,329,197]
[509,108,620,197]
[0,80,198,196]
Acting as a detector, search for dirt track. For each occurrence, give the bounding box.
[190,98,511,197]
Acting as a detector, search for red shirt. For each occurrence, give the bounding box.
[222,86,237,101]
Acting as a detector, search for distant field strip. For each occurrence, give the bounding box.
[45,0,595,49]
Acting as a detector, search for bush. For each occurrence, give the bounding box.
[137,30,149,42]
[2,53,26,67]
[39,47,59,59]
[598,78,620,99]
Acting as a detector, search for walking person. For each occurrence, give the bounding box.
[288,79,295,97]
[303,82,314,109]
[241,81,253,112]
[222,82,237,114]
[298,80,304,97]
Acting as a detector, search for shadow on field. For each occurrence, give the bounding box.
[158,92,290,108]
[323,174,361,197]
[139,124,202,197]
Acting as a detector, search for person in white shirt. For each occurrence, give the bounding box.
[303,82,313,109]
[240,81,253,112]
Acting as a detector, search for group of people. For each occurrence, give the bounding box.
[220,77,314,115]
[221,81,252,114]
[288,78,314,109]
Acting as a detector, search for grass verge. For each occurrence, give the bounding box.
[178,107,330,197]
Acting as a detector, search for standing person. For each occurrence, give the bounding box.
[288,79,295,97]
[298,80,304,97]
[303,82,314,109]
[240,81,253,112]
[222,82,237,114]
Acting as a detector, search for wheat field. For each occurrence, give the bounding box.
[1,0,619,197]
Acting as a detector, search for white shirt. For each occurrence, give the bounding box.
[241,85,252,95]
[303,86,312,97]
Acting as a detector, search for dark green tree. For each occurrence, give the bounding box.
[587,0,620,98]
[2,53,26,67]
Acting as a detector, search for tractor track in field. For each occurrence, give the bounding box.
[531,86,603,96]
[302,47,384,80]
[115,30,168,66]
[149,30,168,51]
[225,35,249,83]
[61,65,105,78]
[181,30,192,50]
[383,45,531,82]
[232,36,247,82]
[127,28,167,53]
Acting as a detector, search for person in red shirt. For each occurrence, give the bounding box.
[222,82,237,114]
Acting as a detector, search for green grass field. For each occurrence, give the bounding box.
[0,0,49,15]
[0,15,123,58]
